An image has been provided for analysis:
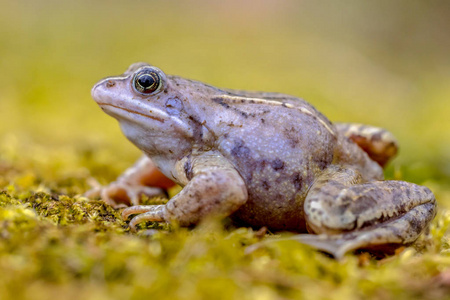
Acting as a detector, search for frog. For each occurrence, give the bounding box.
[87,62,436,258]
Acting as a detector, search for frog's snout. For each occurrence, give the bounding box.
[91,82,102,102]
[91,79,113,102]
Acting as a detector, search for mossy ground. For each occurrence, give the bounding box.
[1,1,450,299]
[1,138,450,300]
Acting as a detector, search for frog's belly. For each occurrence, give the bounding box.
[229,186,309,232]
[224,157,329,231]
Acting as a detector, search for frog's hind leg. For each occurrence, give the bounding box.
[294,203,434,259]
[299,166,436,259]
[335,123,398,167]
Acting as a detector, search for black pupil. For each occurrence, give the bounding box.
[138,74,155,88]
[134,70,161,94]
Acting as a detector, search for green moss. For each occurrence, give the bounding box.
[0,154,449,300]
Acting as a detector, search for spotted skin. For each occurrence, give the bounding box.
[89,62,437,258]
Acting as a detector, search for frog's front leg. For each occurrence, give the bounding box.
[298,166,436,258]
[85,155,175,208]
[122,152,248,231]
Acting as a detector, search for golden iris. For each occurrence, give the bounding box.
[133,69,161,94]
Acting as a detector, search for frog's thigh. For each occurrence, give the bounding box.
[301,168,436,258]
[335,123,398,167]
[123,154,248,230]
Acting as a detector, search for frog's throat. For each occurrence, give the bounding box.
[212,95,335,136]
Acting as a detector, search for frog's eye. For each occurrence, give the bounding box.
[133,69,162,94]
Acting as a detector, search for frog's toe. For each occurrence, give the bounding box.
[100,183,134,208]
[122,205,168,231]
[245,234,351,259]
[280,234,352,259]
[125,185,167,206]
[247,229,413,260]
[87,182,165,208]
[84,186,101,199]
[84,185,129,208]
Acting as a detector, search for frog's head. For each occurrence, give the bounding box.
[91,62,198,157]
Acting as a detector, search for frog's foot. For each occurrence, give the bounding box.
[335,123,398,167]
[85,155,175,208]
[302,166,436,258]
[85,181,165,208]
[122,205,168,231]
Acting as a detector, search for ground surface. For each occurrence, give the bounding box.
[1,1,449,299]
[1,139,449,300]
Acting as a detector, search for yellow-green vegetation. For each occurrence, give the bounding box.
[1,1,449,299]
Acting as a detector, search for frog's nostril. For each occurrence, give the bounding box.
[106,80,116,88]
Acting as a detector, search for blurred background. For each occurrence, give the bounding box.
[1,0,449,189]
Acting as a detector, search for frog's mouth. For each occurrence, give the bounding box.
[97,103,165,123]
[97,101,194,140]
